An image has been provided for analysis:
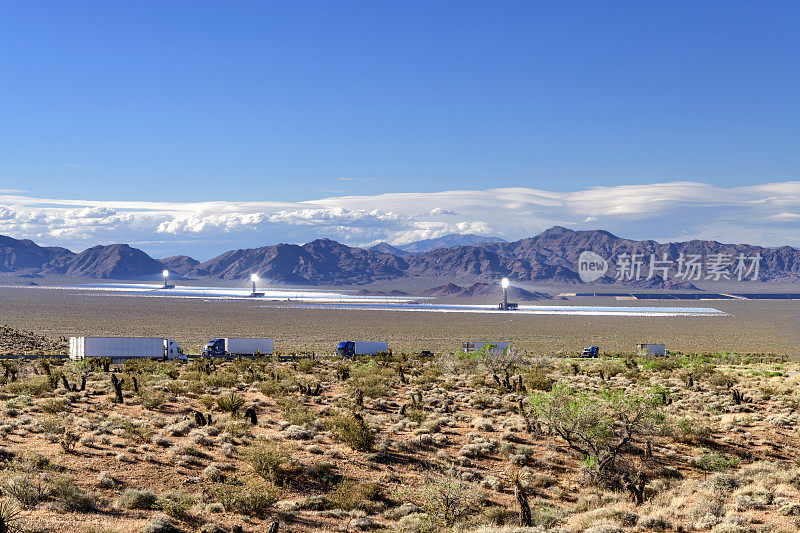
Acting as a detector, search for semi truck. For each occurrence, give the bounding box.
[581,346,600,358]
[637,343,667,356]
[335,341,389,358]
[69,337,185,361]
[461,341,510,354]
[202,338,274,357]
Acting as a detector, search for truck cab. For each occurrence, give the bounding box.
[580,346,599,358]
[164,339,186,361]
[336,341,355,358]
[202,338,226,357]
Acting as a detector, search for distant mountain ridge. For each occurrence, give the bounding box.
[1,227,799,285]
[395,233,506,254]
[422,282,552,300]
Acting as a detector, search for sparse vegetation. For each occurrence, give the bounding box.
[1,316,800,532]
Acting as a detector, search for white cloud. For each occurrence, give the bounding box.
[429,207,458,216]
[769,212,800,221]
[0,181,798,258]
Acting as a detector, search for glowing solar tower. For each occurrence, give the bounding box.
[250,273,259,297]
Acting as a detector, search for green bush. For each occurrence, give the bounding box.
[327,412,375,452]
[40,398,70,414]
[347,361,393,398]
[242,442,296,486]
[118,488,158,510]
[211,480,281,518]
[157,492,196,522]
[6,376,52,396]
[52,476,96,511]
[673,416,714,444]
[400,464,482,528]
[295,359,317,374]
[279,397,315,426]
[696,450,740,472]
[530,383,665,472]
[329,479,381,511]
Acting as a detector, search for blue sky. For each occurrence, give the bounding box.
[1,2,799,257]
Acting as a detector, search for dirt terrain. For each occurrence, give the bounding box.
[0,327,799,532]
[0,286,798,355]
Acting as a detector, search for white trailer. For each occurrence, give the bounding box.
[637,343,667,357]
[202,338,274,357]
[462,341,510,354]
[335,341,389,357]
[69,337,185,361]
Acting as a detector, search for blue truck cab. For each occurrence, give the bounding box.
[202,338,225,357]
[336,341,355,357]
[581,346,600,358]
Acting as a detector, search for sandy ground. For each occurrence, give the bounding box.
[0,286,798,355]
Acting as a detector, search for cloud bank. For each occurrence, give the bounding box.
[1,181,799,259]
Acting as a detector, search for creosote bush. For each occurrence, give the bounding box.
[327,412,376,452]
[398,463,482,528]
[242,442,297,486]
[530,383,665,473]
[118,488,158,510]
[211,480,281,518]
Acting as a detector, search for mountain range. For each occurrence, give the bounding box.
[369,233,505,255]
[2,227,799,286]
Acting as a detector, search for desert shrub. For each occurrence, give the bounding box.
[223,419,252,438]
[158,492,196,522]
[211,480,281,518]
[39,416,65,436]
[405,407,427,424]
[40,398,69,414]
[327,412,375,452]
[4,473,48,508]
[295,359,317,374]
[118,488,158,509]
[164,380,187,396]
[414,364,444,386]
[347,361,393,398]
[52,476,97,511]
[638,357,679,372]
[242,442,296,486]
[141,516,180,533]
[216,390,245,414]
[673,416,714,444]
[396,513,436,533]
[329,479,381,510]
[6,375,51,396]
[481,346,527,383]
[199,395,216,410]
[481,506,518,525]
[524,368,553,391]
[258,378,289,398]
[598,361,625,379]
[708,371,738,389]
[696,451,740,472]
[400,464,482,527]
[142,390,168,411]
[120,419,155,443]
[279,397,315,426]
[530,383,665,472]
[205,371,238,389]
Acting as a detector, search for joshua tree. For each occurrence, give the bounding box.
[110,374,125,404]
